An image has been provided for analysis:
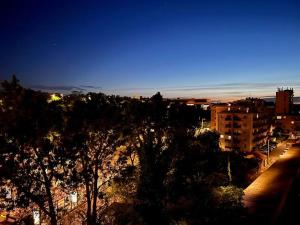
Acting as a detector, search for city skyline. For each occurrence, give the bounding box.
[26,81,300,102]
[1,0,300,99]
[1,1,300,223]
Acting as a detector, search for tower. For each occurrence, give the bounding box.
[275,88,293,115]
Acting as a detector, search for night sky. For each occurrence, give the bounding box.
[1,0,300,99]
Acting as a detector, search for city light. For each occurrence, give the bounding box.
[33,210,40,225]
[48,94,61,103]
[1,1,300,225]
[70,191,77,204]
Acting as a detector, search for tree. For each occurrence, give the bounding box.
[0,76,65,225]
[229,152,260,187]
[117,93,173,224]
[134,127,174,225]
[211,185,246,224]
[63,93,125,225]
[120,93,241,225]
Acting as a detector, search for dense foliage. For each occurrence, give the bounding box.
[0,76,257,225]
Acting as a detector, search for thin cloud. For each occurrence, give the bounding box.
[104,81,300,92]
[79,85,102,90]
[26,81,300,101]
[104,81,300,100]
[29,84,87,92]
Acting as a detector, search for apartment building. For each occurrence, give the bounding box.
[275,88,300,136]
[211,103,228,130]
[275,88,293,115]
[211,99,273,152]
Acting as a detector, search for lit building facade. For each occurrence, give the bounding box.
[211,99,273,152]
[276,115,300,135]
[211,103,228,130]
[275,88,300,136]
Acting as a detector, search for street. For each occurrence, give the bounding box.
[259,142,287,173]
[243,145,300,225]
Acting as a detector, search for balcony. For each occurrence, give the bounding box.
[233,116,241,121]
[233,123,241,128]
[253,128,268,135]
[232,139,240,144]
[225,116,232,121]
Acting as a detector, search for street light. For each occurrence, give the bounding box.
[70,191,78,209]
[267,139,270,165]
[33,209,40,225]
[201,118,205,130]
[70,191,77,204]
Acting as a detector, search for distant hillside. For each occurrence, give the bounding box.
[264,96,300,104]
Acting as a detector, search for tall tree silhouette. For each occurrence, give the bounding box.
[0,76,65,225]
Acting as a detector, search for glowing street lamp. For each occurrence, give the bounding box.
[33,209,40,225]
[70,191,77,204]
[70,191,78,209]
[5,187,11,199]
[267,139,270,164]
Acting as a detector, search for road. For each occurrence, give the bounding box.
[243,145,300,225]
[258,142,286,173]
[275,170,300,225]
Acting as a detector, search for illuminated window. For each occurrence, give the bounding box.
[228,135,232,140]
[220,134,224,138]
[277,116,282,119]
[291,121,294,124]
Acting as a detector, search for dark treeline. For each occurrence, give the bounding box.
[0,76,258,225]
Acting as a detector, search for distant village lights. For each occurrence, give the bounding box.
[48,93,62,103]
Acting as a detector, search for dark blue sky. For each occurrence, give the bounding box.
[1,0,300,99]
